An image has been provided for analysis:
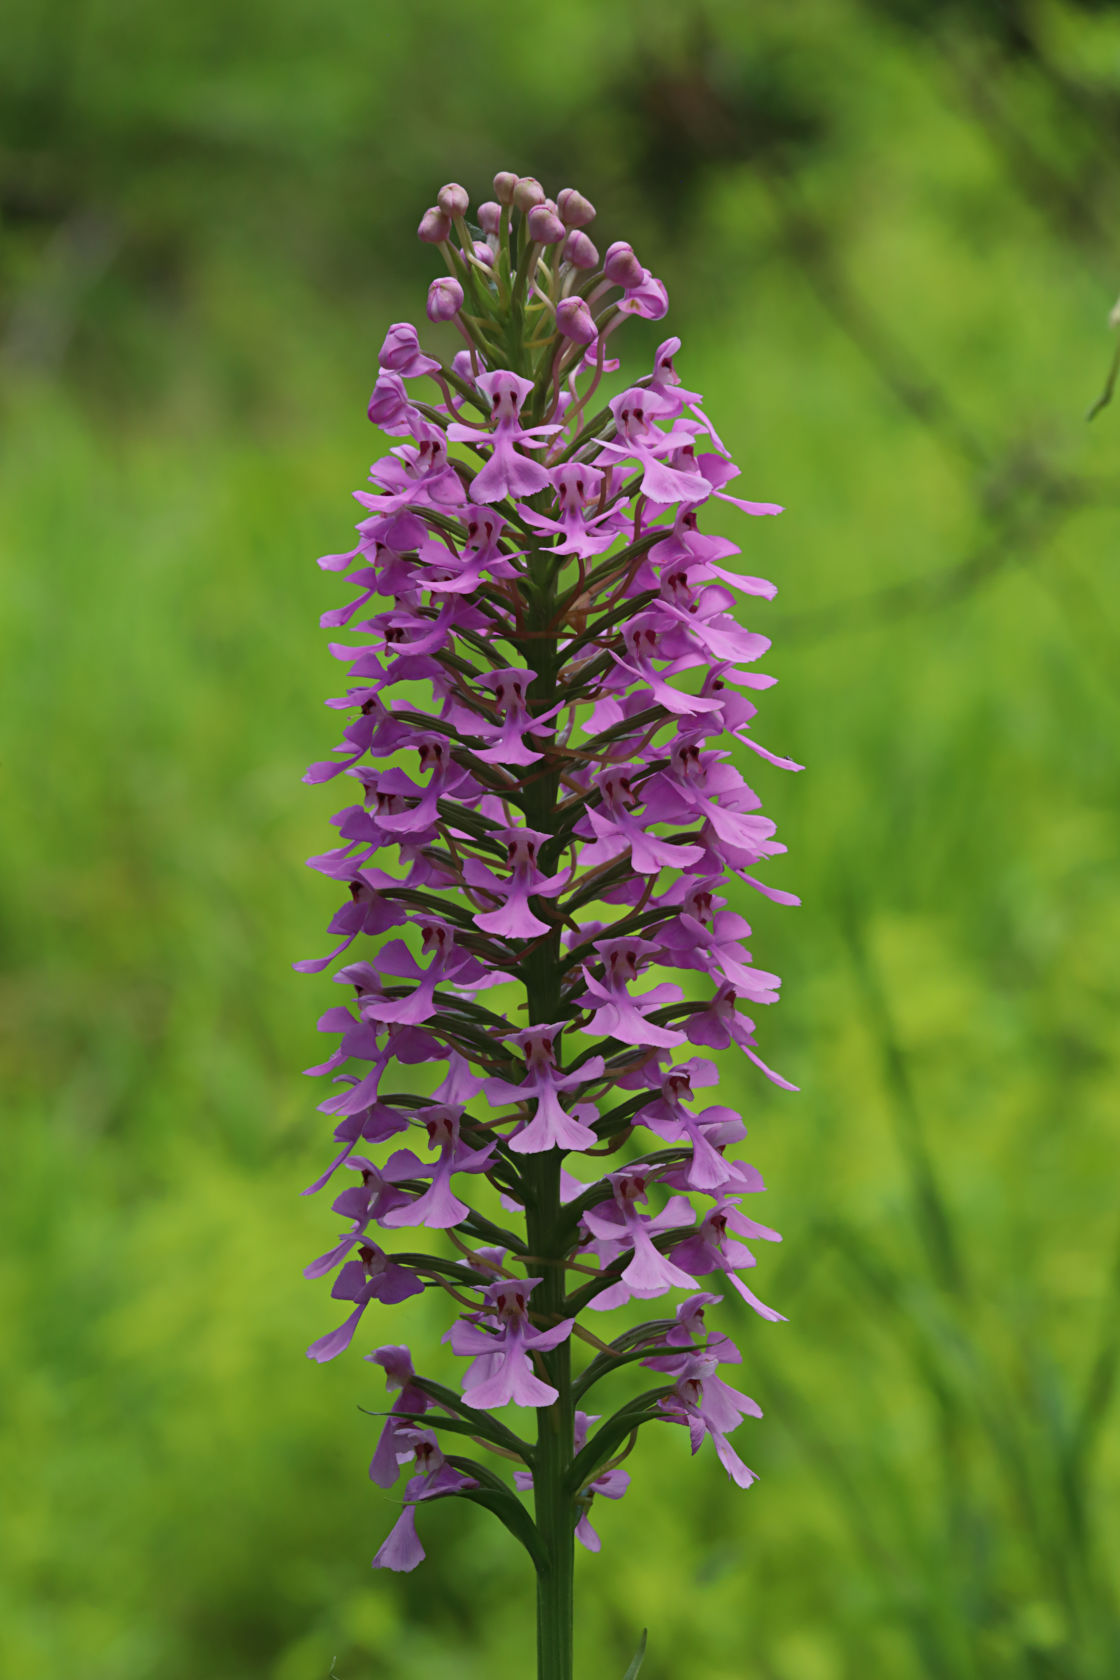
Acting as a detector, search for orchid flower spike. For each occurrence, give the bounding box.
[300,170,799,1680]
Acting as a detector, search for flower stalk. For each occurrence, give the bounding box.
[299,172,800,1680]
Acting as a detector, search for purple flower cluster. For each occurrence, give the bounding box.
[299,172,800,1605]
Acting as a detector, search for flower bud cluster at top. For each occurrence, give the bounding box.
[300,171,802,1578]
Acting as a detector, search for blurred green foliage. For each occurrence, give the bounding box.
[2,1,1120,1677]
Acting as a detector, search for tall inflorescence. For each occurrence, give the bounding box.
[299,171,801,1680]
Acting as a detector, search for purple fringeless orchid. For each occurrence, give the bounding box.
[298,172,800,1680]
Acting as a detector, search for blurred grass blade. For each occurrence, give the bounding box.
[1087,335,1120,421]
[621,1629,647,1679]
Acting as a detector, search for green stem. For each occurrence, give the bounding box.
[530,1155,575,1680]
[521,545,575,1680]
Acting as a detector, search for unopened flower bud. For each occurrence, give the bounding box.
[561,230,599,270]
[527,205,565,245]
[477,200,502,235]
[513,176,545,213]
[437,182,469,218]
[556,187,596,228]
[427,276,464,322]
[604,240,645,289]
[556,297,597,346]
[418,206,452,244]
[493,171,519,205]
[469,240,495,268]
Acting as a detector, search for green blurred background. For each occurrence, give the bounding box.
[3,1,1120,1676]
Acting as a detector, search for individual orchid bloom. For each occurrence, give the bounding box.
[380,1106,495,1229]
[371,1428,479,1572]
[517,462,622,559]
[306,1242,425,1363]
[301,1096,409,1199]
[483,1024,604,1154]
[632,1067,744,1195]
[577,768,706,877]
[357,923,485,1027]
[330,632,443,696]
[608,1051,719,1102]
[311,1027,392,1123]
[684,980,799,1090]
[651,572,774,668]
[317,563,384,632]
[470,668,560,766]
[302,687,416,782]
[292,882,408,974]
[449,1278,575,1409]
[303,1004,382,1079]
[328,789,441,868]
[365,1345,432,1486]
[463,826,570,939]
[645,336,703,419]
[447,370,561,503]
[650,506,781,601]
[575,936,687,1052]
[647,1351,763,1489]
[612,616,723,719]
[670,1198,786,1321]
[302,1154,417,1276]
[364,591,491,663]
[354,425,466,530]
[301,174,799,1663]
[374,737,478,835]
[656,418,783,522]
[644,335,729,454]
[660,1129,767,1202]
[655,878,783,1004]
[640,736,786,862]
[663,1292,742,1363]
[593,388,712,506]
[696,668,806,776]
[620,275,669,320]
[431,1049,491,1109]
[580,1166,697,1298]
[421,508,522,594]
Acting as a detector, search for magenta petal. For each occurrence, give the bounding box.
[466,1352,559,1410]
[524,1318,575,1353]
[383,1176,469,1230]
[470,449,551,504]
[301,1140,360,1196]
[622,1234,697,1296]
[743,1045,800,1092]
[450,1321,501,1357]
[585,1279,634,1312]
[372,1506,425,1572]
[729,1273,788,1322]
[510,1086,597,1153]
[713,1431,758,1489]
[302,1234,359,1280]
[306,1304,365,1363]
[474,897,551,937]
